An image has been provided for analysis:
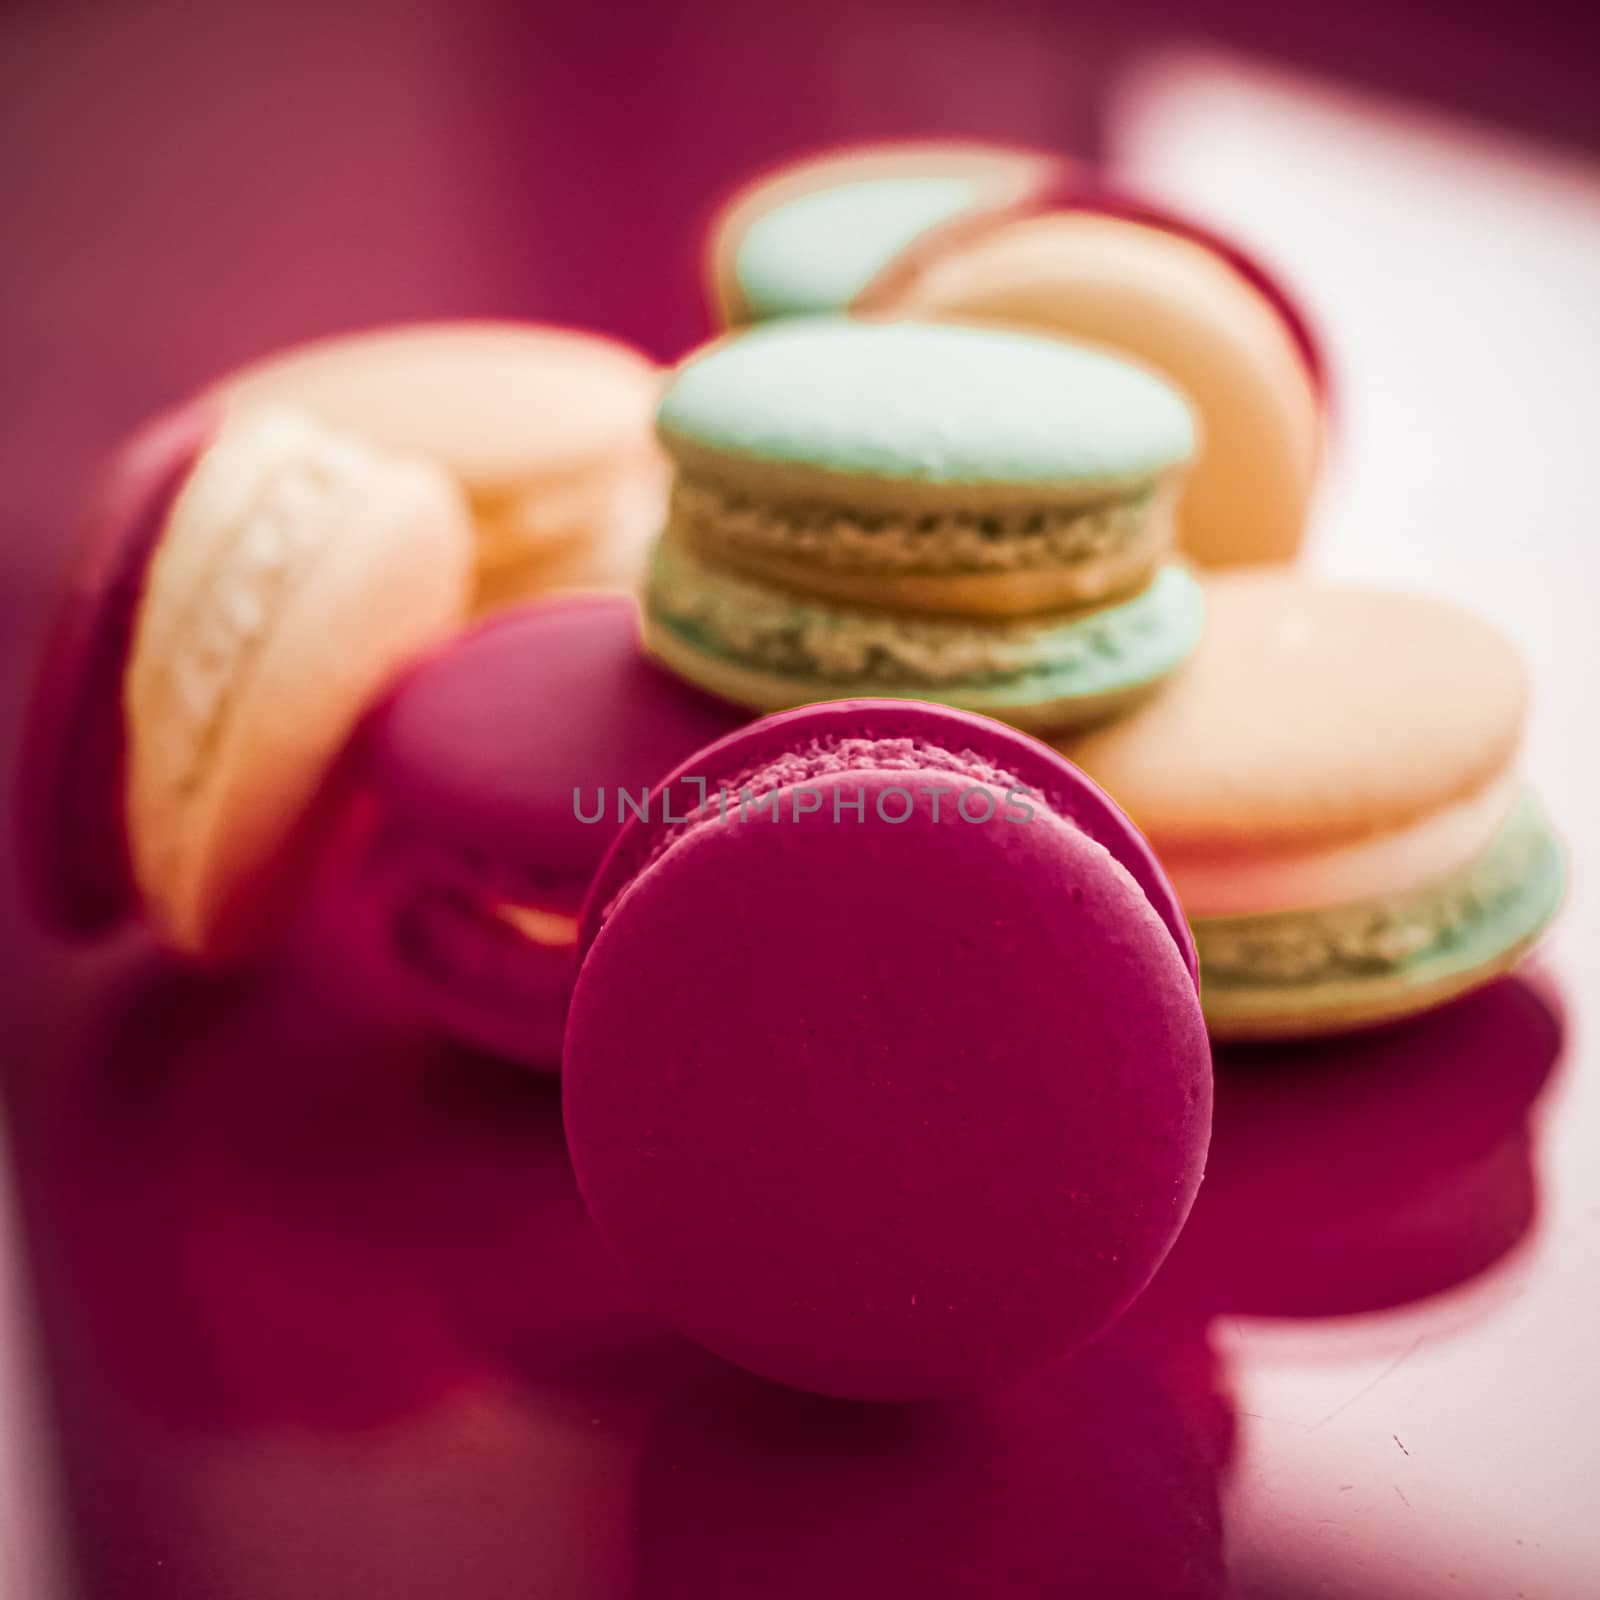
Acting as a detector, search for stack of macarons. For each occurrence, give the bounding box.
[664,138,1559,1038]
[707,139,1327,568]
[14,131,1567,1404]
[22,138,1563,1037]
[641,316,1206,733]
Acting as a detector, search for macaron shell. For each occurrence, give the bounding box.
[579,700,1197,988]
[734,176,992,321]
[862,179,1327,397]
[566,755,1209,1397]
[869,210,1321,566]
[363,595,741,889]
[125,411,474,959]
[470,445,669,615]
[643,540,1206,735]
[1067,568,1530,854]
[16,400,220,937]
[217,321,661,504]
[707,141,1067,326]
[658,318,1196,502]
[357,594,742,1068]
[371,868,578,1067]
[1200,806,1564,1039]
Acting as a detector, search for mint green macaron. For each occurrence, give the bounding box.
[734,178,987,320]
[658,317,1195,491]
[644,317,1204,732]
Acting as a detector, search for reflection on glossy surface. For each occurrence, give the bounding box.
[5,12,1598,1592]
[25,880,1576,1597]
[6,623,1581,1598]
[636,1334,1227,1600]
[40,910,701,1414]
[1155,976,1564,1321]
[28,908,1234,1598]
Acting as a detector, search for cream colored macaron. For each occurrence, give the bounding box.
[124,406,473,957]
[642,317,1206,732]
[217,321,666,612]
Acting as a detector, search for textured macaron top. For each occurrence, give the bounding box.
[564,698,1209,1398]
[579,698,1196,983]
[657,319,1195,504]
[218,321,660,503]
[362,595,741,899]
[1070,569,1530,852]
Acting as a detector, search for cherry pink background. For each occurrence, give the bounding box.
[3,4,1598,1596]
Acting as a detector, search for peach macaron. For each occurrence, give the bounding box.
[217,321,666,613]
[1067,568,1563,1038]
[861,196,1325,569]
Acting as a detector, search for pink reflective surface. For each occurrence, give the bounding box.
[4,8,1599,1598]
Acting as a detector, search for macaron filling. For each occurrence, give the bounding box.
[646,533,1203,697]
[373,836,585,1064]
[1169,774,1520,919]
[495,903,581,947]
[388,885,577,1060]
[668,472,1171,577]
[1195,795,1560,988]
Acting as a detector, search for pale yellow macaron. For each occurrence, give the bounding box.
[862,206,1325,569]
[217,321,666,612]
[124,406,473,957]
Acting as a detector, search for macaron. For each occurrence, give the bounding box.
[1068,569,1564,1039]
[706,139,1069,325]
[642,317,1204,732]
[18,401,474,961]
[563,700,1211,1400]
[217,321,666,611]
[355,595,740,1069]
[858,190,1325,568]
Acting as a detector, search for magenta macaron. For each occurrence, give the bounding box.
[563,699,1212,1400]
[355,594,742,1069]
[18,401,222,940]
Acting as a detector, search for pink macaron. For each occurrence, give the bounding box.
[564,699,1211,1400]
[354,594,742,1069]
[19,402,222,941]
